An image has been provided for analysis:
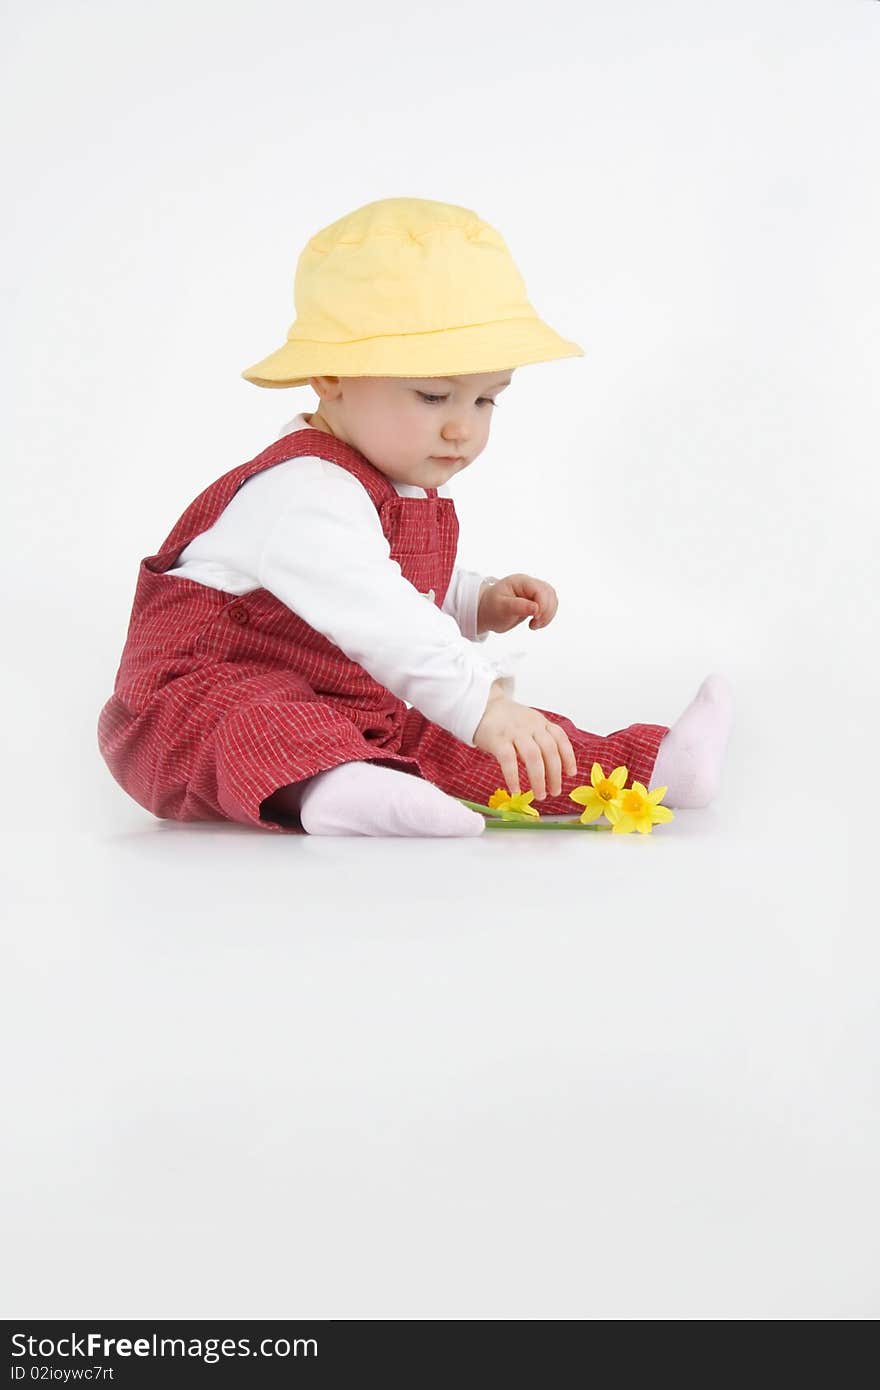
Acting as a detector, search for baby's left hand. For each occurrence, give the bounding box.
[477,573,559,635]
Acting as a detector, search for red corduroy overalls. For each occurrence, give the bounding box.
[98,427,669,832]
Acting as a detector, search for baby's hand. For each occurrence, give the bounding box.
[473,688,577,800]
[477,574,558,634]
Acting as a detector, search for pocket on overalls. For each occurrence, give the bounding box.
[381,499,441,554]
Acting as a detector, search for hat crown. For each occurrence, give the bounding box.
[240,196,584,387]
[308,195,482,249]
[292,196,532,343]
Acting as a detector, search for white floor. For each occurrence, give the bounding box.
[3,689,875,1319]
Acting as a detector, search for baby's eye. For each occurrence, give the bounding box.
[416,392,497,408]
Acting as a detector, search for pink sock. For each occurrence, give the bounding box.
[651,673,733,808]
[297,760,485,837]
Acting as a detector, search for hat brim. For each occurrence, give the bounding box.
[240,317,584,388]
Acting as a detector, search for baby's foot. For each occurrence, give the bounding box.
[298,760,485,837]
[651,673,733,808]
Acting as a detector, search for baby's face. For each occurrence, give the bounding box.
[324,372,513,488]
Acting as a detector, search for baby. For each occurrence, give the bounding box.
[98,197,732,837]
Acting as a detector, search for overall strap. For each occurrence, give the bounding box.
[151,427,420,570]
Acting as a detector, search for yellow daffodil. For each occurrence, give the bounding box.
[487,788,541,819]
[568,763,628,824]
[605,782,674,835]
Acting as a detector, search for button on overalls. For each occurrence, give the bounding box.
[98,428,669,832]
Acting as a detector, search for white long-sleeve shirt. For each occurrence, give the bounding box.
[169,413,517,745]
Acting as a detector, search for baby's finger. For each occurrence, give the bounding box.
[534,730,563,797]
[548,723,578,778]
[515,735,545,800]
[508,598,540,623]
[497,743,521,797]
[529,587,556,629]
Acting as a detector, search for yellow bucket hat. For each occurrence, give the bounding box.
[241,196,584,388]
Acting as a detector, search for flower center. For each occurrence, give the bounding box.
[622,790,644,813]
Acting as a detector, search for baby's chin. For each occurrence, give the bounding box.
[374,458,461,489]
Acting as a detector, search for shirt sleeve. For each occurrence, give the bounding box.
[252,458,515,746]
[441,567,495,643]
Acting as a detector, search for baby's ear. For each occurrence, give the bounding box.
[309,375,341,396]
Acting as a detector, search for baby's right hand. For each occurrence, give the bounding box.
[473,686,578,800]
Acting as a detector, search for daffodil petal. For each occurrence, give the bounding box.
[648,786,668,804]
[578,804,603,823]
[652,806,674,823]
[610,765,628,788]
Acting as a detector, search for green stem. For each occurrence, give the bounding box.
[483,818,609,830]
[457,798,610,830]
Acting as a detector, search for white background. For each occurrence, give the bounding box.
[2,0,878,1319]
